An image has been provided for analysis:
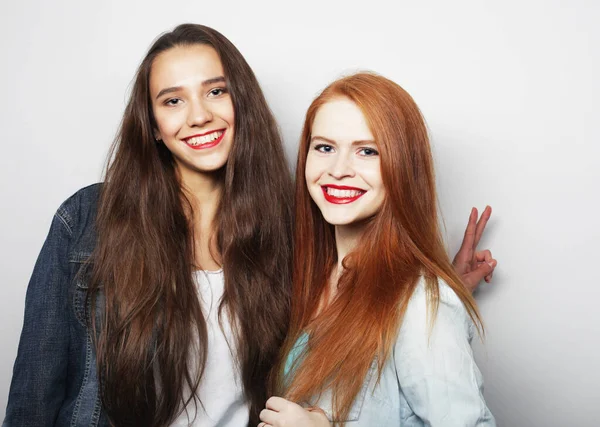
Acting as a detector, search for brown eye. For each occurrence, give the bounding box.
[165,98,182,106]
[208,88,226,97]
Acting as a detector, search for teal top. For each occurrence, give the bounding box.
[284,331,309,378]
[283,278,496,426]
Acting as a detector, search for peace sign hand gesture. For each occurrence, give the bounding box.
[453,206,497,293]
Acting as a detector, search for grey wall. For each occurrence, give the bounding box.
[1,0,598,425]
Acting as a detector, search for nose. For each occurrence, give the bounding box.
[327,151,355,180]
[187,99,213,127]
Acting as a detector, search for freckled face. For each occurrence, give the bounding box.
[150,44,235,181]
[305,97,385,227]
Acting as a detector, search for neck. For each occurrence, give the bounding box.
[179,168,224,270]
[324,221,367,302]
[180,167,223,201]
[334,222,367,270]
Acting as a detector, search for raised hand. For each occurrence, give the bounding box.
[453,206,497,293]
[258,396,330,427]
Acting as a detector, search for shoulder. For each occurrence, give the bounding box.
[400,276,473,342]
[406,276,467,317]
[55,183,103,235]
[53,184,102,259]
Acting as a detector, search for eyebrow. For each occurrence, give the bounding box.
[310,135,376,146]
[155,76,227,100]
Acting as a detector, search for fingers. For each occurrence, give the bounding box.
[473,205,492,248]
[483,255,496,283]
[265,396,289,412]
[459,207,479,253]
[463,260,496,293]
[454,208,479,267]
[475,250,496,283]
[259,408,278,425]
[475,250,493,263]
[260,396,293,425]
[307,406,327,415]
[478,258,496,276]
[257,423,272,427]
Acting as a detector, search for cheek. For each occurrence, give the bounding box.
[154,111,182,138]
[363,164,384,189]
[304,156,317,184]
[305,154,329,184]
[371,172,386,208]
[216,100,235,125]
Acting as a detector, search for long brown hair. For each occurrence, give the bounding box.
[276,72,482,424]
[89,24,293,426]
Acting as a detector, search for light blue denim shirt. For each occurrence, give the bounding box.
[286,278,496,426]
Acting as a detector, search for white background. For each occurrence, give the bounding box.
[1,0,599,425]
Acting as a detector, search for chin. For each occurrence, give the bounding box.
[193,159,229,173]
[321,214,360,226]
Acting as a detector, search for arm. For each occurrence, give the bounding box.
[394,282,496,426]
[4,210,73,426]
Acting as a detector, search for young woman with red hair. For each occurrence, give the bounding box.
[259,73,496,427]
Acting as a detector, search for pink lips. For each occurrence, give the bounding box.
[321,185,366,204]
[183,129,226,150]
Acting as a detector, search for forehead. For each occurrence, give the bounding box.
[311,97,373,142]
[149,44,224,94]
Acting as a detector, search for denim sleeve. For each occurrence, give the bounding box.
[394,280,496,427]
[4,210,73,426]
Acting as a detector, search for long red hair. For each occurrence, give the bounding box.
[275,72,482,424]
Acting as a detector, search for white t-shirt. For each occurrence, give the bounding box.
[171,270,249,427]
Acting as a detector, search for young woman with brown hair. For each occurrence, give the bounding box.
[4,24,494,427]
[260,73,496,426]
[4,24,293,427]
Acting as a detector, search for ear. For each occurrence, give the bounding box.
[154,129,162,142]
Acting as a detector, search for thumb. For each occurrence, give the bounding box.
[463,260,496,292]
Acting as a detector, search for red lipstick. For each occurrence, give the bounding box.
[321,185,366,204]
[183,129,226,150]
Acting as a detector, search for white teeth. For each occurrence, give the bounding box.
[186,131,223,146]
[326,188,363,198]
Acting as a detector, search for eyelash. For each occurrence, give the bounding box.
[164,98,181,106]
[162,87,228,106]
[314,144,334,153]
[208,87,227,97]
[313,144,379,156]
[358,147,379,156]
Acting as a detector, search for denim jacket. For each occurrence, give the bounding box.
[3,184,111,426]
[286,279,496,426]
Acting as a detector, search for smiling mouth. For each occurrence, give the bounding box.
[321,186,366,204]
[183,129,225,150]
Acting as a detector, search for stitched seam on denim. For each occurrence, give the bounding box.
[69,252,92,264]
[72,285,87,328]
[91,393,102,427]
[56,208,74,236]
[89,294,103,427]
[348,359,377,420]
[70,332,93,427]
